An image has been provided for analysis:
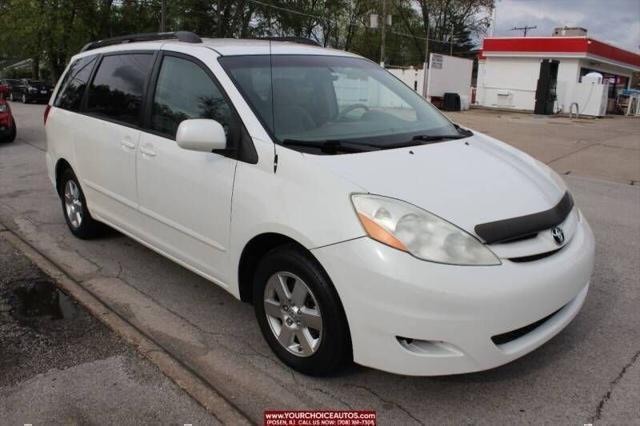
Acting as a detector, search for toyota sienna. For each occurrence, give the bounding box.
[45,32,595,376]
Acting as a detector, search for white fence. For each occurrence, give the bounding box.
[385,54,473,110]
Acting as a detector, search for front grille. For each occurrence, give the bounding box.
[509,248,562,263]
[491,307,562,346]
[499,232,538,244]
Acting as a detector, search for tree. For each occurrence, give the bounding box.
[0,0,495,80]
[413,0,494,59]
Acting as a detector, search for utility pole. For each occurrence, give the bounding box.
[160,0,166,32]
[489,6,496,37]
[510,25,537,37]
[422,19,431,99]
[449,23,454,55]
[424,20,430,64]
[379,0,387,67]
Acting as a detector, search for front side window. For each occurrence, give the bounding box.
[151,55,235,139]
[220,55,457,152]
[87,53,153,126]
[55,55,97,112]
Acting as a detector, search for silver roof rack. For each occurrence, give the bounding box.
[257,37,320,47]
[80,31,202,53]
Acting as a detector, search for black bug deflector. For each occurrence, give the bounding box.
[475,192,574,245]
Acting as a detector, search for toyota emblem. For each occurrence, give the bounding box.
[551,227,565,245]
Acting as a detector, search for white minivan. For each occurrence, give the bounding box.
[46,32,595,376]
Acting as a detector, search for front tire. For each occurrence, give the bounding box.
[253,245,351,376]
[59,168,101,239]
[5,122,16,142]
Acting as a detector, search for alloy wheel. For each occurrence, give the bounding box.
[64,180,83,229]
[263,271,323,357]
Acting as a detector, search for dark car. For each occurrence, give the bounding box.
[0,79,20,100]
[10,79,52,104]
[0,82,8,99]
[0,97,17,142]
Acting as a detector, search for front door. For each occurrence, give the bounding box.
[136,52,238,282]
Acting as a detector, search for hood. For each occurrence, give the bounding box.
[306,132,567,238]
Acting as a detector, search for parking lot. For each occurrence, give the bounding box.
[448,109,640,185]
[1,102,639,424]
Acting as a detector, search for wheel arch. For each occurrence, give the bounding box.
[238,233,308,304]
[54,158,73,196]
[238,231,354,366]
[237,232,347,306]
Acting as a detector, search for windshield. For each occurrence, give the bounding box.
[219,55,460,152]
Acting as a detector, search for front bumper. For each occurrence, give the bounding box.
[312,214,595,376]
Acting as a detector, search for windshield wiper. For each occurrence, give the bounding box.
[412,134,466,142]
[282,128,473,153]
[374,134,465,150]
[453,123,474,137]
[282,139,381,154]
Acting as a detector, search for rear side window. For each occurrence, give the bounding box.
[87,53,153,126]
[150,55,235,139]
[54,55,97,112]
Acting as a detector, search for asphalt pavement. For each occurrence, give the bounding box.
[0,102,638,424]
[448,109,640,185]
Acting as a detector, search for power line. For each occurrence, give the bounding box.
[246,0,456,44]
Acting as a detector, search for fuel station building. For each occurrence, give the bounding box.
[476,29,640,116]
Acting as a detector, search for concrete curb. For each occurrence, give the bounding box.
[0,228,252,425]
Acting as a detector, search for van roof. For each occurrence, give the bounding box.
[74,34,358,60]
[200,38,357,57]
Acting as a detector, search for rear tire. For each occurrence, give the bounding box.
[253,245,351,376]
[59,168,101,239]
[6,122,16,142]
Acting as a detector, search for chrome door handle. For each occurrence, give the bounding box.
[140,146,157,157]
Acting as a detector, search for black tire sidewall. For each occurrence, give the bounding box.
[253,246,351,376]
[0,122,15,143]
[8,122,16,142]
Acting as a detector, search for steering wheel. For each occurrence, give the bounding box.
[337,103,370,119]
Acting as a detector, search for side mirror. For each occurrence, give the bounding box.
[176,119,228,153]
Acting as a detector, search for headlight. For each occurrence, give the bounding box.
[28,87,37,92]
[351,194,500,265]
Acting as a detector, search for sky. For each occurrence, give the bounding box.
[490,0,640,52]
